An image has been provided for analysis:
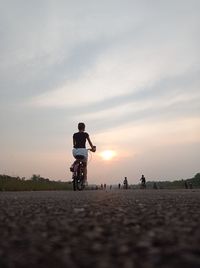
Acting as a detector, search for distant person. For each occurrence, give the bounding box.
[70,122,96,185]
[123,177,128,189]
[184,181,188,189]
[189,182,193,189]
[110,185,112,190]
[153,182,158,189]
[104,183,107,190]
[140,175,146,189]
[118,183,121,189]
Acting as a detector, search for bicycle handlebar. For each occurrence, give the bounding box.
[87,146,96,152]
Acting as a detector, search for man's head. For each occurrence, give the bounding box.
[78,122,85,131]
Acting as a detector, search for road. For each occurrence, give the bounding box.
[0,189,200,268]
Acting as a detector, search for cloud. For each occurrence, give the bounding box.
[1,0,199,104]
[26,67,200,133]
[94,117,200,148]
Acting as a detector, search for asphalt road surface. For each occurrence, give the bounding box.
[0,189,200,268]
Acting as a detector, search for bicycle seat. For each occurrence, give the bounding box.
[75,155,85,160]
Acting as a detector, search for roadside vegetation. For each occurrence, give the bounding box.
[0,174,72,191]
[0,173,199,191]
[134,173,200,189]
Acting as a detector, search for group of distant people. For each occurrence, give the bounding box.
[117,175,146,190]
[117,177,128,189]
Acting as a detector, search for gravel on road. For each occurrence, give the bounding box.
[0,189,200,268]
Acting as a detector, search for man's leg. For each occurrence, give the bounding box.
[70,160,78,172]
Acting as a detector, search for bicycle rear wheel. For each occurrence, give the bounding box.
[76,174,84,190]
[72,163,84,191]
[73,175,77,191]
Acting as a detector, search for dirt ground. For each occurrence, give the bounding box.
[0,189,200,268]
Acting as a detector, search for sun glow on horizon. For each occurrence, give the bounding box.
[100,150,117,161]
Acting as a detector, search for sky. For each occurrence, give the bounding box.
[0,0,200,184]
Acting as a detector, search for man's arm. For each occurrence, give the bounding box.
[87,136,96,151]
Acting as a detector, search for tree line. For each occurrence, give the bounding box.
[0,174,72,191]
[0,173,199,191]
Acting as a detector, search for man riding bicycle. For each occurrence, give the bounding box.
[70,122,96,185]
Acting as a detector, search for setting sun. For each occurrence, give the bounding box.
[100,150,117,161]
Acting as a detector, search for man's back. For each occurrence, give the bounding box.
[73,132,89,148]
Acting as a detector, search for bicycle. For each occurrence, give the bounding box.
[140,181,146,189]
[71,148,96,191]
